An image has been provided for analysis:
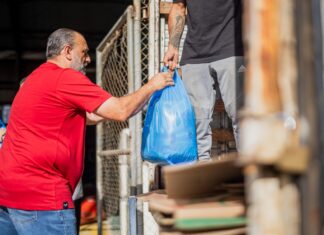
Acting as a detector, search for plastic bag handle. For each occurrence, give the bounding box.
[161,66,169,73]
[0,119,5,128]
[161,66,179,81]
[161,66,179,72]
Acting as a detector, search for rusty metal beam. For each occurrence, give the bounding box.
[244,0,282,115]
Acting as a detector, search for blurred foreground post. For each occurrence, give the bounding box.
[240,0,323,234]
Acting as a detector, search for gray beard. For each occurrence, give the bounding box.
[71,62,87,75]
[74,65,86,75]
[80,67,86,74]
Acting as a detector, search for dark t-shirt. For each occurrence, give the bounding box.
[174,0,244,65]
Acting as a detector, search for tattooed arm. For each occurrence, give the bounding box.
[163,0,186,70]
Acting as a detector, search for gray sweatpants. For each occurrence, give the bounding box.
[181,56,245,160]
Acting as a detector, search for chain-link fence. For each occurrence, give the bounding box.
[100,21,129,216]
[140,0,150,133]
[96,6,134,235]
[141,0,149,86]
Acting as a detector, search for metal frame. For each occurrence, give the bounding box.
[119,128,131,235]
[133,1,145,234]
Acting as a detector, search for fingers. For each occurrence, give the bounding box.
[165,78,174,86]
[162,71,172,79]
[165,60,177,71]
[163,56,168,66]
[163,52,172,67]
[168,61,173,69]
[171,63,176,71]
[163,50,179,71]
[148,72,174,91]
[164,58,173,70]
[171,60,178,71]
[162,72,174,86]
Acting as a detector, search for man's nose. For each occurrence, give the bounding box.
[86,55,91,64]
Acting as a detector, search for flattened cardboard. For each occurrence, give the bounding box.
[149,196,245,219]
[174,201,245,219]
[163,156,242,199]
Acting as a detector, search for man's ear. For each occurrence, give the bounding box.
[62,44,73,61]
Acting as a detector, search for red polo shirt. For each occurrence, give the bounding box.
[0,62,111,210]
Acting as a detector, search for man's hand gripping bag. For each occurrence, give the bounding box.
[141,68,198,165]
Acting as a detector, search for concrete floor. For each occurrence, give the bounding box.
[80,221,109,235]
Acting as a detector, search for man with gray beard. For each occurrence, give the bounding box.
[0,28,173,235]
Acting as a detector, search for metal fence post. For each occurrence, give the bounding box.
[133,0,144,234]
[133,0,142,195]
[128,196,137,235]
[127,5,139,234]
[149,0,160,77]
[96,50,104,235]
[119,129,130,235]
[128,4,137,198]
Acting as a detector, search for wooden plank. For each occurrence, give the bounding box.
[214,100,225,112]
[212,129,235,142]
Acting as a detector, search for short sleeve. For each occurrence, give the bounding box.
[56,69,111,113]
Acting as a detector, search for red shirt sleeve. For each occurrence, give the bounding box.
[56,69,111,112]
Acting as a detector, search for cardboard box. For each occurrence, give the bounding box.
[149,195,246,231]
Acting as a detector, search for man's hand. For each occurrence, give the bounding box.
[148,71,174,91]
[163,46,179,71]
[163,2,186,71]
[94,72,174,122]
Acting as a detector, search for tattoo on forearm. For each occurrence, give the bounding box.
[170,15,185,49]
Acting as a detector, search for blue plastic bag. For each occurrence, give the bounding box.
[141,67,198,165]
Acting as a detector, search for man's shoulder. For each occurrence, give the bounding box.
[59,68,88,82]
[56,68,94,89]
[61,67,84,76]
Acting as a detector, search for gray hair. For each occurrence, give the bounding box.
[19,77,27,87]
[46,28,78,59]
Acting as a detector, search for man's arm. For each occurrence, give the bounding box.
[86,112,104,125]
[93,72,173,122]
[0,127,6,142]
[163,0,186,70]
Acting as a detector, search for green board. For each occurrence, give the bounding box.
[175,217,247,231]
